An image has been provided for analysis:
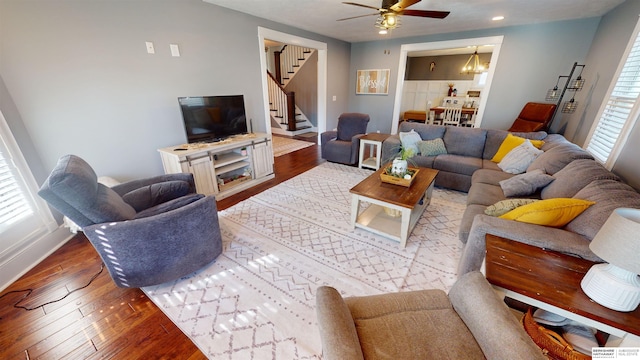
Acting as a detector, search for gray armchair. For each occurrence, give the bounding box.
[316,271,545,360]
[38,154,222,288]
[321,113,370,165]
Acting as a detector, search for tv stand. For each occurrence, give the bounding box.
[158,133,274,200]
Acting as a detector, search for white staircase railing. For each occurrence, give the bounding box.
[267,73,290,125]
[276,45,313,87]
[267,72,314,135]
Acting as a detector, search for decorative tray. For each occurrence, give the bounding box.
[380,167,419,187]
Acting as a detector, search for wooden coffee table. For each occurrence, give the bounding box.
[349,166,438,248]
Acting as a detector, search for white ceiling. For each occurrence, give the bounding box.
[203,0,624,43]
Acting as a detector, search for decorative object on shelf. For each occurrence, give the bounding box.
[447,83,454,96]
[580,207,640,312]
[461,47,486,74]
[545,62,586,128]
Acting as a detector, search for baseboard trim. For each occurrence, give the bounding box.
[0,226,73,292]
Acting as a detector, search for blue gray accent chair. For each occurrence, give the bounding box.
[321,113,370,165]
[38,154,223,288]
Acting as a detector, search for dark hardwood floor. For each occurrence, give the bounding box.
[0,140,323,359]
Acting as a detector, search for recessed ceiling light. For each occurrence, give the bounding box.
[492,16,504,21]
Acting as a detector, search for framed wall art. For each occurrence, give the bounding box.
[356,69,390,95]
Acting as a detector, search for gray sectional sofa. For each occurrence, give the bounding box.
[381,122,640,276]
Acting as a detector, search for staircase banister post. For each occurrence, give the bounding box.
[286,92,296,131]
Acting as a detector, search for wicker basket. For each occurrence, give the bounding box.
[522,308,592,360]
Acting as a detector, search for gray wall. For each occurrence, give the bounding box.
[0,0,350,184]
[567,0,640,190]
[406,53,493,81]
[347,18,600,134]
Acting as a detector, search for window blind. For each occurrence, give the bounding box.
[0,149,33,229]
[586,22,640,165]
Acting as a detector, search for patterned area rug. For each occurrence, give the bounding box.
[142,163,467,359]
[272,136,314,157]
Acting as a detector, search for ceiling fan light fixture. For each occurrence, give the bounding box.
[375,12,400,31]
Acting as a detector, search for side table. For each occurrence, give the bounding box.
[485,234,640,347]
[358,133,390,170]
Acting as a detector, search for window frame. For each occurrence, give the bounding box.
[0,109,57,256]
[584,16,640,169]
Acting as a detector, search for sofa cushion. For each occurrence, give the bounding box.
[337,113,369,141]
[135,193,204,219]
[433,154,483,176]
[499,169,554,197]
[540,134,571,151]
[566,180,640,240]
[497,140,543,174]
[409,155,436,168]
[499,198,595,227]
[485,198,540,217]
[417,138,447,156]
[443,127,487,158]
[472,168,514,186]
[39,154,136,226]
[491,134,544,163]
[467,182,507,206]
[527,142,593,175]
[398,122,446,140]
[123,180,192,212]
[481,159,501,172]
[541,159,620,200]
[399,129,422,155]
[346,289,485,359]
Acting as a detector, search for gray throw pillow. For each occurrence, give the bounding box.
[498,140,543,174]
[417,138,447,156]
[399,129,422,155]
[499,169,554,197]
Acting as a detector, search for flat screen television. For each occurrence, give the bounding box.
[178,95,248,143]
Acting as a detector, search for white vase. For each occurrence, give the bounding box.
[391,158,408,175]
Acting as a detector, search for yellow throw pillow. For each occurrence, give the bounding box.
[492,134,544,162]
[499,198,595,227]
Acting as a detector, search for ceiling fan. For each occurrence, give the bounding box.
[338,0,450,33]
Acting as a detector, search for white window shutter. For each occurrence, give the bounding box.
[0,151,33,229]
[585,17,640,167]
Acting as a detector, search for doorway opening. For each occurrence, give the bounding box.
[391,36,504,134]
[258,27,327,144]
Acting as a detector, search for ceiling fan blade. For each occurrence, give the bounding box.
[337,13,380,21]
[390,0,421,12]
[342,2,383,11]
[400,9,450,19]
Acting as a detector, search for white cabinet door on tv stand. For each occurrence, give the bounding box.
[157,133,275,200]
[251,139,274,179]
[185,154,218,196]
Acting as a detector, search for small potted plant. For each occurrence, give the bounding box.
[391,146,414,177]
